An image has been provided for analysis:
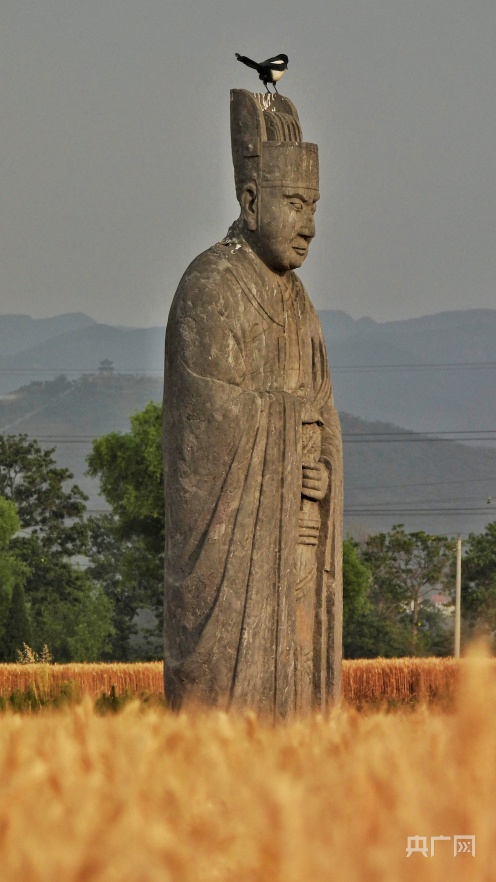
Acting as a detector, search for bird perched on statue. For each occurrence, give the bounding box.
[235,52,288,93]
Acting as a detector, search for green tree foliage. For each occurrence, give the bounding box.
[0,434,87,555]
[2,581,32,661]
[0,496,22,622]
[342,535,413,658]
[343,537,376,658]
[459,522,496,643]
[0,496,31,657]
[0,434,113,660]
[87,402,163,550]
[361,524,454,656]
[0,495,20,547]
[86,403,164,659]
[36,584,114,662]
[87,514,161,660]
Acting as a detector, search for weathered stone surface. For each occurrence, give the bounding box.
[163,90,343,717]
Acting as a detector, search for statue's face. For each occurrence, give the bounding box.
[243,185,319,273]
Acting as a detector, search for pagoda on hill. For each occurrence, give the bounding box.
[97,359,114,377]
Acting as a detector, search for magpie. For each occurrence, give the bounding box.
[235,53,288,93]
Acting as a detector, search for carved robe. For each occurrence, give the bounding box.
[163,232,343,717]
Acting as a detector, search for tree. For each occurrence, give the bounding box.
[86,403,164,659]
[343,537,375,658]
[36,581,114,662]
[343,535,414,658]
[87,402,163,550]
[2,582,32,662]
[0,434,88,556]
[0,495,20,547]
[0,434,113,660]
[87,514,160,660]
[0,496,30,658]
[0,496,21,625]
[458,522,496,643]
[361,524,454,656]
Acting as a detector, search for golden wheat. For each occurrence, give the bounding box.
[0,661,164,702]
[0,649,494,881]
[1,658,494,707]
[342,657,466,706]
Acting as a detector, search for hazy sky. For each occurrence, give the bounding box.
[1,1,494,327]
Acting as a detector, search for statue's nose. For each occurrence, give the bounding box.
[301,211,315,239]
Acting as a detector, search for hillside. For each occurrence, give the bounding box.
[1,373,495,537]
[342,413,496,537]
[0,312,96,360]
[0,373,163,514]
[321,308,496,434]
[0,319,164,394]
[1,309,496,440]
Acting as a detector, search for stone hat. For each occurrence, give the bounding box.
[230,89,319,199]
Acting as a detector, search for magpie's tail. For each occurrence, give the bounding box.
[235,53,260,71]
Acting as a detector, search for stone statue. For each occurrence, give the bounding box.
[163,90,343,717]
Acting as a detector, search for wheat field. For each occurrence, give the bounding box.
[0,656,480,706]
[0,649,494,881]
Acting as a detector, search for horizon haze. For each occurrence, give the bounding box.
[1,2,495,327]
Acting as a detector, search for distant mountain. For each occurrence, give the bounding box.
[342,412,496,538]
[0,316,164,393]
[1,309,495,440]
[1,373,495,538]
[0,372,164,515]
[321,308,496,434]
[0,313,96,360]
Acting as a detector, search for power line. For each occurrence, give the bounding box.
[346,495,495,506]
[331,362,496,372]
[0,368,163,374]
[348,476,496,491]
[8,428,496,444]
[2,360,496,374]
[345,429,496,436]
[345,434,496,444]
[345,508,494,516]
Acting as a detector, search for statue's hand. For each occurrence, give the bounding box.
[302,461,329,501]
[301,403,322,424]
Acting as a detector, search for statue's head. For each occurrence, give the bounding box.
[231,90,319,273]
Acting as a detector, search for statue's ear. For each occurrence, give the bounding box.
[240,183,258,232]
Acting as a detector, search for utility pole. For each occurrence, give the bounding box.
[454,535,462,658]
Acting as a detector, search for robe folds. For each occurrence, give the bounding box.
[163,233,343,717]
